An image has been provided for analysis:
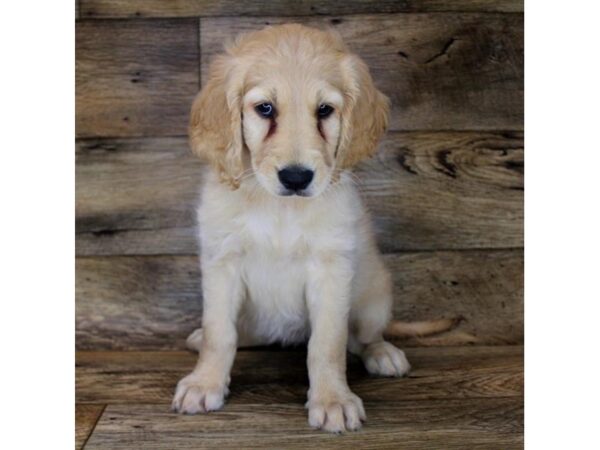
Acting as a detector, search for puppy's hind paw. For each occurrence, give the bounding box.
[185,328,204,352]
[362,341,411,377]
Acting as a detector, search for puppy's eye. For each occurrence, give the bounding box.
[255,103,275,119]
[317,104,334,119]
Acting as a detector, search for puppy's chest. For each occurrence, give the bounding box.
[237,208,315,326]
[238,206,321,258]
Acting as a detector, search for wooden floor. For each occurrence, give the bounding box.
[76,346,523,449]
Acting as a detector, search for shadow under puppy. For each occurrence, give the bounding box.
[172,23,413,433]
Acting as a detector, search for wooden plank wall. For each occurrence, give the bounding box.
[76,0,524,350]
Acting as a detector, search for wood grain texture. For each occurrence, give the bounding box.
[78,347,523,449]
[387,250,523,346]
[75,137,203,255]
[76,404,105,449]
[76,132,523,255]
[76,19,198,138]
[80,0,524,18]
[358,131,523,252]
[76,347,523,404]
[76,250,523,350]
[75,13,523,137]
[76,255,203,350]
[85,400,522,449]
[200,14,523,131]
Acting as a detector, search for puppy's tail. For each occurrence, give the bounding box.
[384,316,463,338]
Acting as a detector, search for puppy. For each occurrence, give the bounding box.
[172,24,411,433]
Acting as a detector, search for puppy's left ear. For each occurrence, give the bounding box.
[189,55,245,188]
[337,54,390,169]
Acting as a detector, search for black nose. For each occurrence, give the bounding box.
[277,166,314,191]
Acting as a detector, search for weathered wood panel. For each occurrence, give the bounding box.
[85,399,522,449]
[75,14,523,137]
[76,255,203,350]
[76,250,523,350]
[76,404,105,449]
[76,132,523,255]
[76,19,198,137]
[201,14,523,131]
[359,131,523,252]
[392,250,523,347]
[76,347,523,404]
[80,0,524,18]
[75,137,203,255]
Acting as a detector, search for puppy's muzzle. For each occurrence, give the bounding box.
[277,165,314,194]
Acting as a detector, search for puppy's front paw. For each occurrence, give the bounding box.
[172,372,228,414]
[362,341,411,377]
[306,389,366,433]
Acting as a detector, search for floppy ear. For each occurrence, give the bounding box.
[189,55,245,188]
[337,54,390,169]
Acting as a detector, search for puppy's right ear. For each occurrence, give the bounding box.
[337,54,390,169]
[189,55,245,188]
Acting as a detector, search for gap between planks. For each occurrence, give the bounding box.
[76,404,106,449]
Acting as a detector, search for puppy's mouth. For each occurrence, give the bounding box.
[278,188,313,197]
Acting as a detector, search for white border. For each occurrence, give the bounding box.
[526,1,600,449]
[1,1,74,448]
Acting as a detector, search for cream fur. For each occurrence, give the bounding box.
[172,24,410,434]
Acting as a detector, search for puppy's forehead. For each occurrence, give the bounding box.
[245,52,343,80]
[243,58,345,102]
[244,86,274,104]
[236,26,349,107]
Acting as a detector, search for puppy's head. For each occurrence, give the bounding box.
[190,24,389,197]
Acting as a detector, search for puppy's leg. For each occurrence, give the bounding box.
[305,255,365,433]
[185,326,263,351]
[172,258,243,414]
[350,261,411,377]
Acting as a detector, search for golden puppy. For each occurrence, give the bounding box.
[172,24,411,433]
